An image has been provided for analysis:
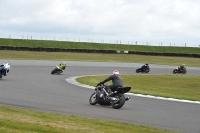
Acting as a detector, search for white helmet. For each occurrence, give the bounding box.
[113,70,119,75]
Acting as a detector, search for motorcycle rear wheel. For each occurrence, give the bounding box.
[89,92,98,105]
[51,68,57,74]
[111,94,125,109]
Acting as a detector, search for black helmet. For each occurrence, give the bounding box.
[146,63,148,65]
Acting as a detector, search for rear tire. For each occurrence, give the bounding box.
[51,68,57,74]
[111,94,125,109]
[0,73,2,78]
[89,92,98,105]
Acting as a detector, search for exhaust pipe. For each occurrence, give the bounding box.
[111,97,118,101]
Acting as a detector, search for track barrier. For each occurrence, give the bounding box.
[0,46,199,58]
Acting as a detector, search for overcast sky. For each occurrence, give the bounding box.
[0,0,200,47]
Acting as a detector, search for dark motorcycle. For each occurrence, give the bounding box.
[0,62,11,79]
[173,67,187,74]
[136,66,150,73]
[51,66,63,74]
[89,84,131,109]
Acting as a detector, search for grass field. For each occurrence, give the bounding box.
[0,106,176,133]
[0,38,198,133]
[1,38,200,54]
[76,75,200,101]
[1,50,200,67]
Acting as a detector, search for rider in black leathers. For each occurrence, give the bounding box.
[97,70,130,101]
[141,63,149,72]
[97,70,123,92]
[178,64,185,72]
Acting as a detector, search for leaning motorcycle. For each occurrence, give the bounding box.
[89,84,131,109]
[173,67,187,74]
[51,66,63,74]
[136,66,150,73]
[0,62,11,79]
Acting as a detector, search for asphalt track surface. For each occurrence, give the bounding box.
[0,60,200,133]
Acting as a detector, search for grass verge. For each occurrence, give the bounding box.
[0,106,176,133]
[76,75,200,101]
[1,38,200,54]
[0,50,200,67]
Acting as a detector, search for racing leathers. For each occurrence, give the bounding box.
[98,74,124,93]
[178,65,185,72]
[0,64,7,76]
[58,63,66,71]
[141,64,148,71]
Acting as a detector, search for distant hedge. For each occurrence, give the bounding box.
[0,46,199,58]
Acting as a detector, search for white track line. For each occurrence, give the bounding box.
[65,75,200,104]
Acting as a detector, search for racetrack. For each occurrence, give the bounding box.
[0,60,200,133]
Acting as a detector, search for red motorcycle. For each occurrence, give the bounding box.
[173,67,187,74]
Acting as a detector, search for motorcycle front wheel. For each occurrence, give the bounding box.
[111,94,125,109]
[89,92,98,105]
[173,69,177,74]
[145,68,150,73]
[136,69,140,73]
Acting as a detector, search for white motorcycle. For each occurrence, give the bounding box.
[0,62,11,78]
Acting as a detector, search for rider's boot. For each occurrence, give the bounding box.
[125,97,130,101]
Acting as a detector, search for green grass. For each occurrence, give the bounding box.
[76,75,200,101]
[1,50,200,67]
[1,38,200,54]
[0,106,176,133]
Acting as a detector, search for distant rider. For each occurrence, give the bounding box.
[0,63,8,76]
[178,64,185,72]
[58,62,66,72]
[97,70,130,101]
[141,63,149,71]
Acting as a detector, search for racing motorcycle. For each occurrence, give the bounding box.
[136,66,150,73]
[0,62,11,79]
[51,65,63,74]
[89,84,131,109]
[173,67,187,74]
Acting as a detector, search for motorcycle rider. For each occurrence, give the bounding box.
[0,63,8,76]
[97,70,130,101]
[58,62,66,72]
[178,64,185,72]
[141,63,149,71]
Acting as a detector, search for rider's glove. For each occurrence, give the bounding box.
[97,82,103,86]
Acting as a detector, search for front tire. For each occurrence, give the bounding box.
[145,68,150,73]
[136,69,140,73]
[111,94,125,109]
[89,92,98,105]
[173,69,177,74]
[182,70,186,74]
